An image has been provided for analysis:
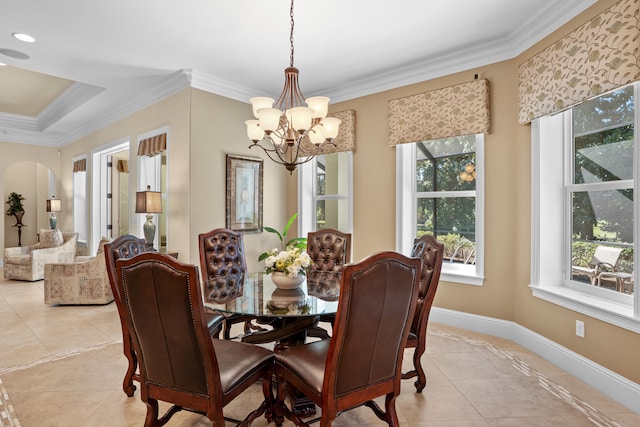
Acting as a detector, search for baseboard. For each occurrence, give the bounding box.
[430,307,640,414]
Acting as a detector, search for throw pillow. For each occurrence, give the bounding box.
[96,236,113,254]
[40,228,64,248]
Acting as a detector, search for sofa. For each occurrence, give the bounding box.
[44,237,113,305]
[4,230,77,281]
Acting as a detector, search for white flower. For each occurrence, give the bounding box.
[264,256,276,268]
[263,244,311,278]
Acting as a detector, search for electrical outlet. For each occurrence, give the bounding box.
[576,320,585,338]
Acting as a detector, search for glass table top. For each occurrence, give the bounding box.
[204,270,342,318]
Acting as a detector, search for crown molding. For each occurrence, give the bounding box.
[0,112,39,132]
[509,0,597,55]
[188,69,258,103]
[58,70,191,146]
[37,82,104,131]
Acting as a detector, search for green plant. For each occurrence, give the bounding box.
[259,213,307,261]
[5,192,25,216]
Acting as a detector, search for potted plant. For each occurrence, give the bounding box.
[259,213,311,288]
[5,192,25,224]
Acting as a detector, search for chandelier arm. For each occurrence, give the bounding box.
[250,138,297,165]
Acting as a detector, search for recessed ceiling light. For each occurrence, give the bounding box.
[12,33,36,43]
[0,62,6,66]
[0,48,29,60]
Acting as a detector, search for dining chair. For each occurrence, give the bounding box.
[305,228,351,339]
[402,234,444,392]
[306,228,351,272]
[115,252,274,427]
[273,251,422,427]
[105,234,225,397]
[198,227,257,340]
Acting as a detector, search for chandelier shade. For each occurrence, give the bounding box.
[246,0,341,173]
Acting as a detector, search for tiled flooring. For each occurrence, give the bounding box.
[1,276,640,426]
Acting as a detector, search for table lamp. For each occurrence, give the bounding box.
[135,185,162,248]
[46,197,62,229]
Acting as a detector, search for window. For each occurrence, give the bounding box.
[298,152,353,237]
[72,156,87,245]
[396,134,485,285]
[532,82,639,331]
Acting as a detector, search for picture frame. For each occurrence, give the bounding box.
[226,154,263,233]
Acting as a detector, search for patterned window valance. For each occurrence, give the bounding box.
[388,79,490,146]
[137,133,166,157]
[518,0,640,124]
[300,109,356,154]
[72,158,86,172]
[117,160,129,173]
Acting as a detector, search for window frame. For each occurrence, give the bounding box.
[298,151,353,238]
[72,154,88,245]
[530,82,640,333]
[396,134,485,285]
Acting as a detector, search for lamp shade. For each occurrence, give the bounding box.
[46,198,62,212]
[135,186,162,214]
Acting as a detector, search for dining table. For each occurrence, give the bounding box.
[204,269,342,348]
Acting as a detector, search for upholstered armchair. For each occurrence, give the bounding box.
[44,238,113,305]
[4,231,77,281]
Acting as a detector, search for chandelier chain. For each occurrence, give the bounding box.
[289,0,295,67]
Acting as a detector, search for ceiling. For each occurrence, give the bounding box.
[0,0,597,147]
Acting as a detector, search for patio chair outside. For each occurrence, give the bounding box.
[571,245,624,286]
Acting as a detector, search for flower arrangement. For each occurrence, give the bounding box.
[262,246,312,278]
[259,213,310,278]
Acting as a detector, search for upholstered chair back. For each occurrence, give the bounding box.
[104,234,149,301]
[329,251,420,397]
[409,234,444,336]
[306,228,351,272]
[273,251,421,426]
[402,234,445,392]
[114,252,274,426]
[103,234,152,396]
[198,228,246,302]
[117,254,212,395]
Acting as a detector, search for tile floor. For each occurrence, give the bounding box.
[1,276,640,427]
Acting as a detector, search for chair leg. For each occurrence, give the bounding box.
[384,393,400,427]
[144,398,159,427]
[122,336,138,397]
[402,347,426,393]
[412,347,426,393]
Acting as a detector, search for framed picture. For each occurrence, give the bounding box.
[226,154,263,233]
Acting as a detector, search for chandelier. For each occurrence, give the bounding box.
[245,0,341,174]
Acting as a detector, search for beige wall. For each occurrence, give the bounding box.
[188,88,288,272]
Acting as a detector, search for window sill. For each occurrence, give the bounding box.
[441,269,484,286]
[530,284,640,333]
